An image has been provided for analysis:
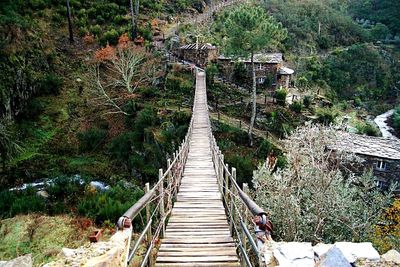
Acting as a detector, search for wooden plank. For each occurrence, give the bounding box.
[157,250,237,257]
[155,263,240,267]
[156,256,239,262]
[162,237,234,244]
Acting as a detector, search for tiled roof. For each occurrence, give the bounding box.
[218,53,283,64]
[180,43,217,50]
[332,132,400,160]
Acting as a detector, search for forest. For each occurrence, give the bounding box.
[0,0,399,265]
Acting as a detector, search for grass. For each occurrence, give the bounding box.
[0,214,104,266]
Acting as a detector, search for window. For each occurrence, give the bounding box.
[258,77,265,84]
[258,64,263,70]
[375,160,387,171]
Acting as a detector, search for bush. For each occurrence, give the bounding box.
[303,95,312,108]
[316,107,338,125]
[90,24,101,36]
[289,101,302,113]
[77,128,107,152]
[225,154,254,187]
[101,29,119,46]
[275,88,287,106]
[257,139,273,158]
[393,106,400,131]
[356,122,380,137]
[37,73,63,95]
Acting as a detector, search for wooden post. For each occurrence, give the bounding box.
[159,169,165,238]
[230,167,236,235]
[145,183,153,266]
[224,163,229,202]
[167,159,173,201]
[219,154,224,191]
[242,183,249,255]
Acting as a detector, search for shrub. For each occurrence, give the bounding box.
[275,88,287,106]
[393,106,400,131]
[356,122,380,137]
[90,24,101,37]
[303,95,312,108]
[37,73,63,95]
[257,139,273,158]
[225,154,254,187]
[9,188,46,217]
[316,107,338,125]
[77,128,107,152]
[289,101,302,113]
[101,29,119,45]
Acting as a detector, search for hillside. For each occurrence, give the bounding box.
[0,0,399,265]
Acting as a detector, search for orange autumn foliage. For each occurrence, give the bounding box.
[94,44,116,62]
[83,33,95,44]
[117,33,131,49]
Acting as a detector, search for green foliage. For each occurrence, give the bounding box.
[232,62,248,84]
[321,44,397,101]
[316,107,338,125]
[90,24,101,36]
[370,23,390,40]
[289,101,302,113]
[100,29,119,46]
[263,0,368,51]
[37,73,63,96]
[303,95,312,108]
[77,182,143,225]
[349,0,400,34]
[77,128,107,152]
[393,106,400,131]
[222,4,287,59]
[275,88,287,106]
[225,154,254,186]
[355,121,381,137]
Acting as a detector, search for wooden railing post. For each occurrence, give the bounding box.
[230,167,236,235]
[242,183,249,257]
[167,159,173,203]
[225,163,229,202]
[219,154,224,193]
[159,169,165,238]
[145,183,153,267]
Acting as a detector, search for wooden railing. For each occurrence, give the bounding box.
[116,105,197,267]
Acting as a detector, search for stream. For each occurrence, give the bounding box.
[373,109,396,139]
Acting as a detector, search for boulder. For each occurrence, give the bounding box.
[0,254,32,267]
[334,242,380,263]
[273,242,315,266]
[316,246,351,267]
[381,250,400,264]
[313,243,333,258]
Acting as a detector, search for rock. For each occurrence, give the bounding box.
[273,242,315,266]
[0,254,32,267]
[334,242,380,263]
[316,246,351,267]
[381,250,400,264]
[61,248,76,258]
[313,243,334,258]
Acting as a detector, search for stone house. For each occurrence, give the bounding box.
[333,132,400,192]
[217,53,294,89]
[177,43,218,67]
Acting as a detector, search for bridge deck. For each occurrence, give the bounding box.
[155,72,240,266]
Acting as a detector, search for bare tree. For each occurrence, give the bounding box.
[91,40,162,115]
[253,125,393,243]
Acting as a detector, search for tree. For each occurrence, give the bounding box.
[130,0,139,39]
[222,4,286,146]
[92,34,162,115]
[253,125,392,243]
[0,121,21,170]
[66,0,74,43]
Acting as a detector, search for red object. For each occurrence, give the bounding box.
[89,230,102,242]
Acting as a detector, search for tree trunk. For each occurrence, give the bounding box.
[248,51,256,147]
[66,0,74,43]
[129,0,136,39]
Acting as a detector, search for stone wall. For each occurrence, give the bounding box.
[261,241,400,267]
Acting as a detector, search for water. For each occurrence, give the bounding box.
[9,174,110,192]
[374,109,396,138]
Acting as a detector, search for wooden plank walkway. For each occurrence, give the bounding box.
[155,72,240,267]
